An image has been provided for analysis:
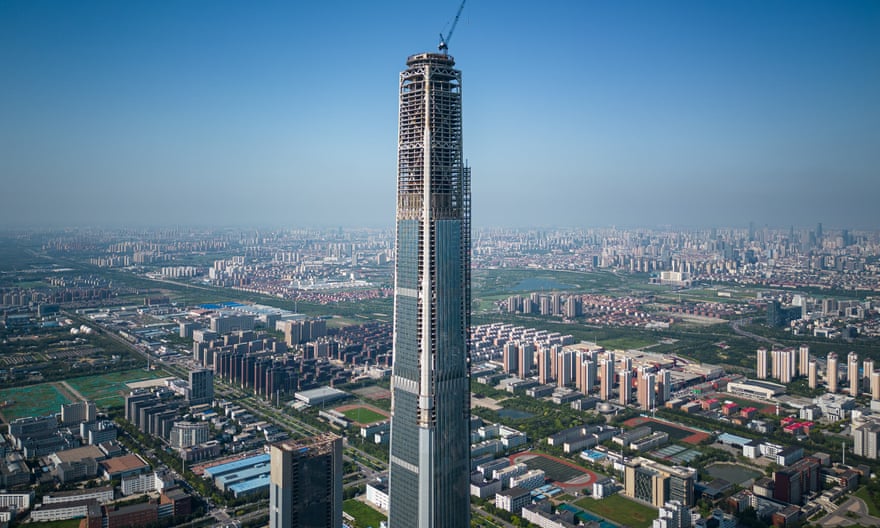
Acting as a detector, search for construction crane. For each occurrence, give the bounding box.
[438,0,466,53]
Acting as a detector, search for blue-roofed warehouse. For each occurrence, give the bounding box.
[228,475,271,498]
[216,463,271,492]
[204,454,271,499]
[717,432,752,447]
[204,454,270,480]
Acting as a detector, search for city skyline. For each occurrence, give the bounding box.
[1,1,878,229]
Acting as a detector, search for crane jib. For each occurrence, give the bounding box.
[438,0,467,53]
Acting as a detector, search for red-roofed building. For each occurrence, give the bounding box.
[722,403,740,416]
[741,407,758,419]
[782,421,813,435]
[702,398,720,410]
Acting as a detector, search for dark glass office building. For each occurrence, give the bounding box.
[388,52,471,528]
[269,434,343,528]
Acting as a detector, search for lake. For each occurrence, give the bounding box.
[706,462,762,485]
[512,277,574,292]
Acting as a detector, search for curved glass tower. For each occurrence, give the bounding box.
[388,52,471,528]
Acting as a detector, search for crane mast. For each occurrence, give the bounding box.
[438,0,467,53]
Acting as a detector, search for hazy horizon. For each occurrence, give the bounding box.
[2,1,878,229]
[0,221,871,234]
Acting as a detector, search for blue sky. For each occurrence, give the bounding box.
[1,0,878,229]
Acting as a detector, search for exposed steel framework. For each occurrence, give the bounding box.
[397,53,466,221]
[388,52,471,528]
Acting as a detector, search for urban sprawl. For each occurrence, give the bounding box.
[1,224,879,528]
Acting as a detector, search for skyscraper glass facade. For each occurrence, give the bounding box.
[388,52,471,528]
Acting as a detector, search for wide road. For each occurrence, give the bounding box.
[730,317,783,347]
[472,504,517,528]
[819,496,880,527]
[234,394,388,472]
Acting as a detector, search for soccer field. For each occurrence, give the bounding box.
[339,406,388,424]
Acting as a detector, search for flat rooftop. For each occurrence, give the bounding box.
[52,445,105,464]
[100,454,149,475]
[204,454,270,478]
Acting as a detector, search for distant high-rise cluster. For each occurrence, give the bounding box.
[506,293,580,317]
[760,347,880,398]
[756,346,810,386]
[754,343,880,399]
[489,332,683,410]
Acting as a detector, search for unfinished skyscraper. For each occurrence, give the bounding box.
[387,51,471,528]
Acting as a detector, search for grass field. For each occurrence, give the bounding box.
[472,269,633,298]
[327,316,362,329]
[854,486,880,517]
[654,287,754,304]
[67,368,168,409]
[338,406,388,425]
[0,239,49,272]
[574,494,657,528]
[24,519,83,528]
[343,499,387,528]
[598,337,657,350]
[0,383,72,422]
[474,298,503,313]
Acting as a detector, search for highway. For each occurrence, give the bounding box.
[730,317,783,347]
